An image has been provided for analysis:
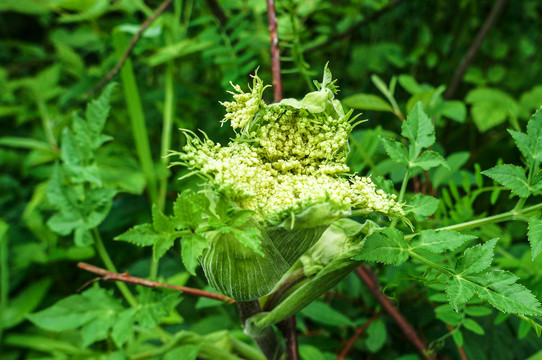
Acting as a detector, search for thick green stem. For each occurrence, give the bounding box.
[237,300,284,360]
[92,228,138,307]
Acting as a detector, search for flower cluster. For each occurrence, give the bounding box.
[176,72,404,222]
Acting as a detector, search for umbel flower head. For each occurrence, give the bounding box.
[171,66,405,300]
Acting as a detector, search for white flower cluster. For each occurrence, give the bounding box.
[220,76,266,131]
[178,76,404,220]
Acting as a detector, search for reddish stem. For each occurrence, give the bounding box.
[355,266,435,360]
[336,314,380,360]
[77,262,235,304]
[266,0,282,101]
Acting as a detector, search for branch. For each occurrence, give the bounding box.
[444,0,507,99]
[336,314,380,360]
[305,0,406,54]
[355,266,435,360]
[266,0,282,102]
[77,262,234,303]
[84,0,175,98]
[277,316,299,360]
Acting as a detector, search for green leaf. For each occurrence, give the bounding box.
[354,228,408,265]
[472,271,542,315]
[401,102,435,156]
[111,308,137,347]
[152,233,177,261]
[452,329,464,346]
[462,318,485,335]
[380,138,409,165]
[446,275,476,310]
[181,233,209,275]
[300,301,354,326]
[136,288,181,329]
[115,224,157,247]
[466,88,519,132]
[28,287,123,347]
[465,306,492,317]
[152,205,175,233]
[0,278,52,329]
[366,318,387,353]
[164,344,202,360]
[86,83,115,148]
[411,150,449,170]
[173,190,209,230]
[482,164,530,198]
[343,93,393,112]
[435,304,461,326]
[406,194,440,220]
[456,239,498,275]
[528,216,542,260]
[411,230,476,254]
[232,227,263,256]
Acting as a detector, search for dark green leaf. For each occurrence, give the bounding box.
[412,150,449,170]
[463,318,485,335]
[366,318,387,353]
[380,138,409,165]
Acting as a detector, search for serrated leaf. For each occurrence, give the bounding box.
[456,239,498,275]
[232,227,263,256]
[86,83,115,149]
[136,289,181,329]
[152,204,174,233]
[380,138,409,165]
[401,102,435,156]
[528,216,542,260]
[300,301,354,326]
[412,150,449,170]
[111,308,137,347]
[482,164,530,198]
[28,287,123,345]
[181,233,209,275]
[114,224,158,247]
[152,233,177,261]
[526,107,542,162]
[173,190,208,230]
[406,194,440,220]
[472,271,542,315]
[411,230,476,254]
[447,275,476,310]
[354,228,408,265]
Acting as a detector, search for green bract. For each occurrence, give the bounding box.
[171,67,405,300]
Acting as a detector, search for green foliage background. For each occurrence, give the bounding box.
[1,0,542,359]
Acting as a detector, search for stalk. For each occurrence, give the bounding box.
[92,228,138,307]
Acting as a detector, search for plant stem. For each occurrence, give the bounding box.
[391,168,411,228]
[405,202,542,241]
[113,30,158,206]
[92,228,138,307]
[237,300,284,360]
[408,251,455,276]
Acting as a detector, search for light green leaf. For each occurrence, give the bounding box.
[380,138,409,165]
[446,275,476,310]
[152,205,174,233]
[441,100,466,123]
[173,190,209,230]
[136,289,181,329]
[152,233,177,261]
[86,83,115,149]
[401,102,435,156]
[115,224,157,247]
[366,318,387,353]
[111,308,137,347]
[472,271,542,315]
[435,304,462,326]
[482,164,530,198]
[343,93,393,112]
[164,344,202,360]
[412,150,449,170]
[466,88,519,132]
[406,194,440,220]
[452,329,464,346]
[462,318,485,335]
[28,287,123,343]
[528,216,542,260]
[181,233,209,275]
[300,301,354,326]
[526,107,542,162]
[465,306,492,317]
[232,227,263,256]
[457,239,498,275]
[354,228,408,265]
[411,230,476,254]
